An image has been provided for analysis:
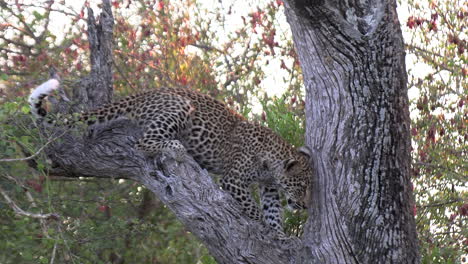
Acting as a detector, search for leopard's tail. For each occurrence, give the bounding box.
[28,78,60,119]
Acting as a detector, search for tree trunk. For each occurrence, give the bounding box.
[283,0,420,263]
[40,0,419,263]
[74,2,114,109]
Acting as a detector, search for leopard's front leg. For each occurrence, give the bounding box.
[220,173,261,221]
[260,184,284,233]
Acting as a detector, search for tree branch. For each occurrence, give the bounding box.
[0,185,60,220]
[0,130,68,163]
[42,118,302,263]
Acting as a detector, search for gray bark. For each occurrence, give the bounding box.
[47,119,301,264]
[74,1,114,109]
[40,0,420,263]
[283,0,420,263]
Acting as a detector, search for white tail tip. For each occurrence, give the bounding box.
[28,78,60,118]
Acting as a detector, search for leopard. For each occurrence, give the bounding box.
[29,78,313,233]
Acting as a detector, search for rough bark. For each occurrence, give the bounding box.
[39,0,420,263]
[46,119,301,264]
[73,0,114,109]
[283,0,420,263]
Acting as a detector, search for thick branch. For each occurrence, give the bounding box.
[74,0,114,109]
[45,119,301,264]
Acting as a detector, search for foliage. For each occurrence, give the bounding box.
[403,0,467,262]
[0,0,466,262]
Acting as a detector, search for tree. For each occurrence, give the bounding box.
[0,0,422,263]
[282,0,420,262]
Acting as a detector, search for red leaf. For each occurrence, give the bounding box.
[179,76,188,85]
[447,34,459,45]
[280,60,287,70]
[428,21,437,32]
[427,126,436,143]
[26,180,42,193]
[157,1,164,11]
[419,150,427,162]
[458,45,465,55]
[253,77,261,85]
[415,18,424,26]
[290,96,297,104]
[98,205,108,213]
[449,213,458,222]
[407,16,416,29]
[457,11,465,20]
[459,204,468,216]
[250,10,263,30]
[439,128,445,137]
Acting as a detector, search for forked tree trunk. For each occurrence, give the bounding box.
[41,0,419,263]
[284,0,420,262]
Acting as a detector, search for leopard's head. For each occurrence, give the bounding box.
[281,146,313,210]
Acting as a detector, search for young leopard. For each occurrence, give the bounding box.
[29,78,313,233]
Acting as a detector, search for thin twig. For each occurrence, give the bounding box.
[50,242,58,264]
[2,173,54,238]
[113,60,136,90]
[0,0,38,42]
[189,43,224,54]
[0,185,60,220]
[0,130,68,162]
[37,1,54,43]
[417,199,462,209]
[0,35,33,49]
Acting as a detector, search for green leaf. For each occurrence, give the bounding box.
[21,105,30,114]
[32,11,43,20]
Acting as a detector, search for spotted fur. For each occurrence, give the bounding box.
[29,79,313,232]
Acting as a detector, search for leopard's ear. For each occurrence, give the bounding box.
[298,146,312,160]
[283,159,299,172]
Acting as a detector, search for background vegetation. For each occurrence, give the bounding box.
[0,0,465,263]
